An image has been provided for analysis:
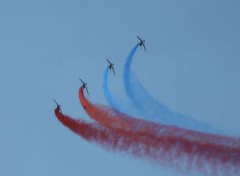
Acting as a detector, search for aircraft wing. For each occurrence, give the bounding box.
[53,99,58,105]
[112,67,115,75]
[85,87,89,95]
[79,78,84,84]
[143,44,146,52]
[106,59,111,64]
[137,36,141,41]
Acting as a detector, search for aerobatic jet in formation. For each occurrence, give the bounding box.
[137,36,146,52]
[53,99,62,112]
[106,59,115,75]
[79,78,89,95]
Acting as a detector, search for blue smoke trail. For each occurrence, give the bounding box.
[103,68,123,111]
[103,66,143,118]
[123,44,227,135]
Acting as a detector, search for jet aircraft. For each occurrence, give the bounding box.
[137,36,146,52]
[53,99,61,112]
[79,78,89,95]
[106,59,115,75]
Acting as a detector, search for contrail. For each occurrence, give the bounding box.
[78,89,240,175]
[79,87,240,149]
[103,68,123,111]
[123,44,227,135]
[103,67,140,117]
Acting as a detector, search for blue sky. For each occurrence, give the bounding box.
[1,0,240,175]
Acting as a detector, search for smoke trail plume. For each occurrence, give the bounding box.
[103,68,123,111]
[79,87,240,149]
[55,108,240,175]
[103,67,140,117]
[123,44,226,135]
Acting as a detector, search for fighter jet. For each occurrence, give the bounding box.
[79,78,89,95]
[53,99,61,112]
[137,36,146,52]
[106,59,115,75]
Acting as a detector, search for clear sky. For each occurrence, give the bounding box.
[1,0,240,175]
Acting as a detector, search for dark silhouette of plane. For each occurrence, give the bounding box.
[106,59,115,75]
[137,36,146,52]
[79,78,89,95]
[53,99,61,112]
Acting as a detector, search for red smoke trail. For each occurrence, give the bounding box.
[79,87,240,149]
[78,87,240,173]
[54,108,173,164]
[55,108,240,175]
